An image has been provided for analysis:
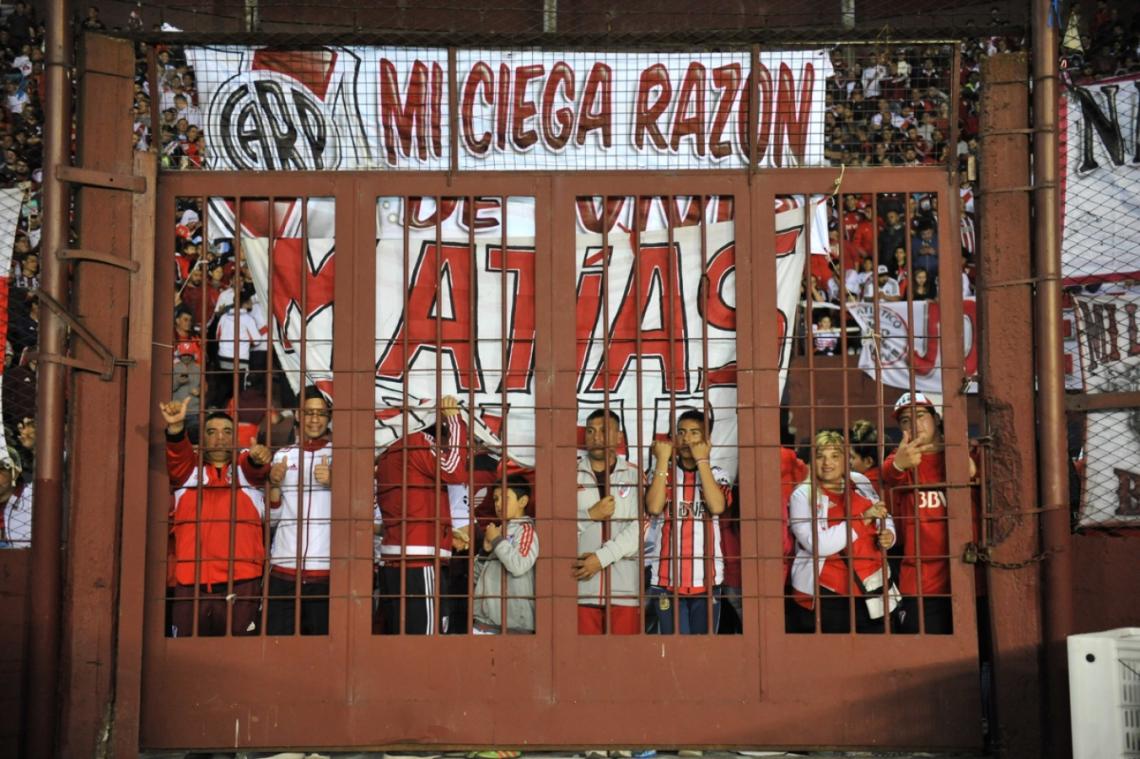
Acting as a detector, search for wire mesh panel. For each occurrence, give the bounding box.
[1059,56,1140,531]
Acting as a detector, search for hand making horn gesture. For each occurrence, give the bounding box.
[159,396,191,434]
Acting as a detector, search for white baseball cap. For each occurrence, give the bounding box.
[893,391,940,419]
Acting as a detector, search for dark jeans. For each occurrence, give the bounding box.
[655,593,718,635]
[266,573,329,636]
[898,596,953,634]
[786,588,884,634]
[169,577,261,637]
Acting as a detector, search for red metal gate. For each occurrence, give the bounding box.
[131,166,981,752]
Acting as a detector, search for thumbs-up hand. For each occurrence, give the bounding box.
[248,442,272,467]
[314,455,331,486]
[269,460,287,486]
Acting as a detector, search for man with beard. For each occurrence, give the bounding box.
[574,408,643,634]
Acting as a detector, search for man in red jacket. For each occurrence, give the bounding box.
[375,395,470,634]
[161,396,272,637]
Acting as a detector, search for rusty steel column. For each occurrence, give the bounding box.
[1032,0,1073,756]
[27,0,71,756]
[978,52,1044,758]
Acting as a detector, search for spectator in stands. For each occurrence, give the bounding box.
[574,408,643,635]
[644,409,730,635]
[267,390,334,636]
[813,313,841,355]
[787,429,897,633]
[910,268,938,301]
[0,448,31,548]
[374,395,470,635]
[471,474,538,635]
[848,420,882,492]
[161,396,272,636]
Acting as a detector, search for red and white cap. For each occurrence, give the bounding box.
[893,391,939,419]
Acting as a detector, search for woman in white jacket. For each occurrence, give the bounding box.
[787,430,898,633]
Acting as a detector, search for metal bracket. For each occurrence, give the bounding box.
[56,165,146,193]
[31,289,135,380]
[57,247,141,272]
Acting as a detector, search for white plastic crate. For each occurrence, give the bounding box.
[1069,628,1140,758]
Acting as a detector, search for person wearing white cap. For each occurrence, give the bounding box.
[880,391,961,634]
[867,264,901,302]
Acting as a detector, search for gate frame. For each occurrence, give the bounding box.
[121,165,982,753]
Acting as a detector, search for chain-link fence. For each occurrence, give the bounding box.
[1054,3,1140,532]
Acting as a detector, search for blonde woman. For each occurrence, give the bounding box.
[788,430,898,633]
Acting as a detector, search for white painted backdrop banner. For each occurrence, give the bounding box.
[1060,72,1140,279]
[186,46,832,172]
[846,297,978,395]
[1073,292,1140,527]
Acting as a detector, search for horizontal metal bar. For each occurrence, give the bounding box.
[1065,391,1140,412]
[57,247,141,272]
[57,164,146,193]
[33,289,135,380]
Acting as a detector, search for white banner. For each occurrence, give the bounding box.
[1060,72,1140,279]
[215,193,823,479]
[846,298,978,395]
[1074,292,1140,527]
[187,46,832,172]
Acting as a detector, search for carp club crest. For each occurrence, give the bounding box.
[203,48,368,171]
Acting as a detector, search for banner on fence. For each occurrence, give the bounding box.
[1060,72,1140,280]
[846,297,978,395]
[1073,291,1140,527]
[217,195,823,480]
[186,47,833,172]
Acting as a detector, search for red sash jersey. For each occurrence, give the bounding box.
[165,431,269,587]
[649,464,732,594]
[375,416,468,567]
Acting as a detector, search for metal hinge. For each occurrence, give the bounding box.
[29,289,135,380]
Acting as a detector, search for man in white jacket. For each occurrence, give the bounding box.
[574,409,643,635]
[267,389,333,635]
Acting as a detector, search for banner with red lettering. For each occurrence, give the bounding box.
[370,195,823,477]
[846,298,978,395]
[1060,72,1140,280]
[1073,292,1140,527]
[186,46,832,171]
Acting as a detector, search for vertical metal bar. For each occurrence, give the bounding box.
[258,196,275,634]
[433,196,445,634]
[466,197,477,635]
[295,197,311,635]
[448,49,459,177]
[399,196,411,634]
[633,196,645,633]
[222,193,241,636]
[831,193,858,634]
[665,195,680,632]
[805,196,821,633]
[499,194,510,633]
[748,45,760,184]
[1032,0,1073,746]
[146,44,160,157]
[870,193,892,635]
[902,190,924,634]
[600,197,612,632]
[697,195,714,634]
